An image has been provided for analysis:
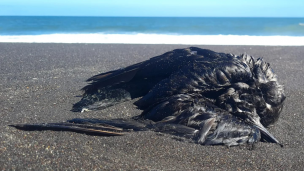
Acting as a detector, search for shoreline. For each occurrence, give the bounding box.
[1,34,304,46]
[0,43,303,170]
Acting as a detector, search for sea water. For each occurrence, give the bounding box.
[0,16,303,45]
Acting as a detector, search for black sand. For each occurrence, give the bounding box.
[0,43,303,170]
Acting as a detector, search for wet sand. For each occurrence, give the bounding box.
[0,43,303,170]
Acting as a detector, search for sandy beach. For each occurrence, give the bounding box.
[0,43,303,170]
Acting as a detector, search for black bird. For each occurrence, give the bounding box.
[11,47,286,147]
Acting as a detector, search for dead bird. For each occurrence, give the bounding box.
[11,47,286,147]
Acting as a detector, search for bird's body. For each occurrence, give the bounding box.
[12,47,286,147]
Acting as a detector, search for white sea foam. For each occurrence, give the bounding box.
[0,34,303,46]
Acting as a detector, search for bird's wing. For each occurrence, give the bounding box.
[10,121,125,136]
[10,118,148,136]
[9,99,262,147]
[10,93,280,146]
[81,47,220,94]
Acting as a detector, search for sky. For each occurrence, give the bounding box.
[0,0,303,17]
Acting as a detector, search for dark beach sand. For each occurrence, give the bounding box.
[0,43,303,170]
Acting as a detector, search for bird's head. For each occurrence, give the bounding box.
[239,55,286,127]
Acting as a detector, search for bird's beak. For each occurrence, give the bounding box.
[250,118,282,146]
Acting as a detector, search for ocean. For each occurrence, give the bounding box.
[0,16,304,45]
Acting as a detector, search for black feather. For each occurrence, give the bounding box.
[11,47,286,147]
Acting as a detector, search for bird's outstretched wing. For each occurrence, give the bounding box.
[10,118,149,136]
[10,122,125,136]
[10,94,272,147]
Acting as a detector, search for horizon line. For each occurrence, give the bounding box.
[1,15,304,18]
